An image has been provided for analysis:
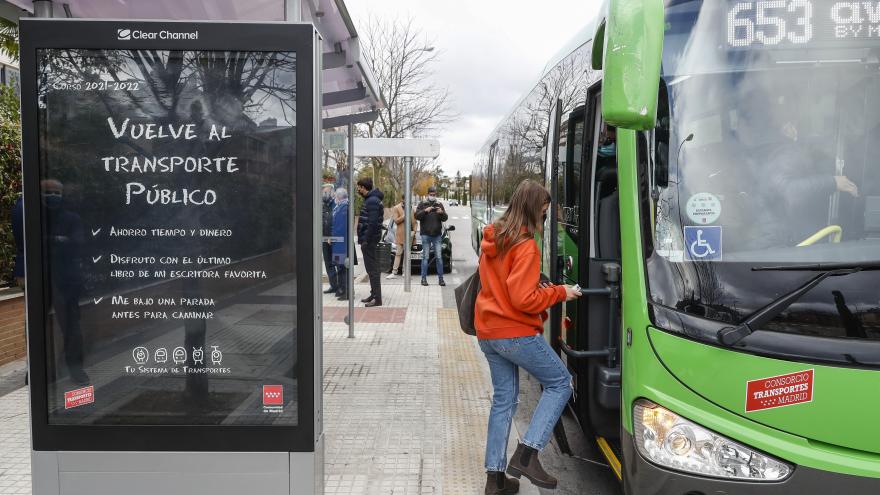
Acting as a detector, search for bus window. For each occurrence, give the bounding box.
[592,119,620,260]
[561,110,585,244]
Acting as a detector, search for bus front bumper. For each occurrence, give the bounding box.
[622,431,880,494]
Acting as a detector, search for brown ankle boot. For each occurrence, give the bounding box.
[484,471,520,494]
[506,443,557,489]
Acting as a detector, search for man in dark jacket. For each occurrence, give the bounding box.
[42,179,89,385]
[758,120,859,246]
[357,177,384,307]
[321,184,340,295]
[415,186,448,286]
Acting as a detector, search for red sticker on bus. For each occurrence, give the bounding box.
[64,386,94,409]
[746,369,813,413]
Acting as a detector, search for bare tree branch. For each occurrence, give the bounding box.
[356,15,458,198]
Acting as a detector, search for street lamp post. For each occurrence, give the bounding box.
[404,156,412,292]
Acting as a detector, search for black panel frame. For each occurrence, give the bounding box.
[20,19,318,453]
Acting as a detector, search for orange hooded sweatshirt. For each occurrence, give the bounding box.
[475,225,567,340]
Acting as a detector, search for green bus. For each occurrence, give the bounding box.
[470,0,880,492]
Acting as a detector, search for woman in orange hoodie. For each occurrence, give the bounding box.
[476,180,581,494]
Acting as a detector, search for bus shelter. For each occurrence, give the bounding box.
[15,0,383,492]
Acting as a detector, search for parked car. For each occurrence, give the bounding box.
[449,199,459,206]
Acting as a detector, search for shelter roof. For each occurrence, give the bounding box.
[7,0,384,128]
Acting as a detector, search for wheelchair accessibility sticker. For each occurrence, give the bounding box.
[684,226,722,261]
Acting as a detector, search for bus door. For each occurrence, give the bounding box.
[544,100,562,350]
[560,84,623,443]
[556,105,585,347]
[487,139,499,226]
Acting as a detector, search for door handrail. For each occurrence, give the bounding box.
[559,263,620,368]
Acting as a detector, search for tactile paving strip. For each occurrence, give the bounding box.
[437,307,495,494]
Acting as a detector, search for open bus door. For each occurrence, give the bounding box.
[557,83,624,473]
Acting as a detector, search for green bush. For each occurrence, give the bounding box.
[0,85,21,285]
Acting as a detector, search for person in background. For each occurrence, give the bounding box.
[386,194,414,279]
[356,177,384,307]
[475,179,581,493]
[42,179,90,385]
[759,119,859,245]
[321,183,340,296]
[597,124,617,158]
[415,186,448,286]
[12,195,24,288]
[331,188,350,301]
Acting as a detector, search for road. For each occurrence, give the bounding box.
[440,205,622,495]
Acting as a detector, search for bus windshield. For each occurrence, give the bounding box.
[647,0,880,347]
[656,0,880,263]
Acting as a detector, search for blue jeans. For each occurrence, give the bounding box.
[479,335,572,472]
[420,234,444,278]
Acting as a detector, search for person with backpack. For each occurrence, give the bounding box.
[475,179,581,494]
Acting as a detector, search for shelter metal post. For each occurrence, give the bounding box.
[347,123,355,338]
[32,1,52,17]
[404,157,412,292]
[284,0,302,22]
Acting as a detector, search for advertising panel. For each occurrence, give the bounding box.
[21,20,319,452]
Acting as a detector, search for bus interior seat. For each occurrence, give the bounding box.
[595,166,621,259]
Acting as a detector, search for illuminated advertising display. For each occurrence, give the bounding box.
[21,19,320,453]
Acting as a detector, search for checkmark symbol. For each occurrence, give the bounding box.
[92,255,103,263]
[92,228,102,236]
[94,297,104,305]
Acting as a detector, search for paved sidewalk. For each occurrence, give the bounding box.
[0,377,30,495]
[0,280,539,494]
[322,282,539,494]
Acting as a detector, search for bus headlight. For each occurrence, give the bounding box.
[633,399,792,481]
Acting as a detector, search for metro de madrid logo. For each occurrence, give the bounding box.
[117,28,132,40]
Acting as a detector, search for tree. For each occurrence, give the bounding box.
[0,85,21,283]
[358,15,456,202]
[0,19,18,62]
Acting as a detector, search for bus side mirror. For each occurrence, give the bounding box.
[592,0,665,131]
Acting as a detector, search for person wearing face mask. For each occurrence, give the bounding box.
[356,177,385,307]
[475,179,581,493]
[331,188,351,300]
[386,194,415,279]
[597,125,616,159]
[415,186,449,286]
[42,179,89,385]
[755,117,859,247]
[321,183,341,296]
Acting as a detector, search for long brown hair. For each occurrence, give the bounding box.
[493,179,551,256]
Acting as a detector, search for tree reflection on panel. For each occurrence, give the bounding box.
[37,48,300,426]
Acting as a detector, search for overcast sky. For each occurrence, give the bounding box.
[347,0,602,177]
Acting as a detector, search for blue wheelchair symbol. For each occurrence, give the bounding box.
[684,226,722,261]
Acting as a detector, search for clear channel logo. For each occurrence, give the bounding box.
[117,28,198,41]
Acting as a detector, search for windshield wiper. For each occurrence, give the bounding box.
[751,260,880,272]
[717,265,871,346]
